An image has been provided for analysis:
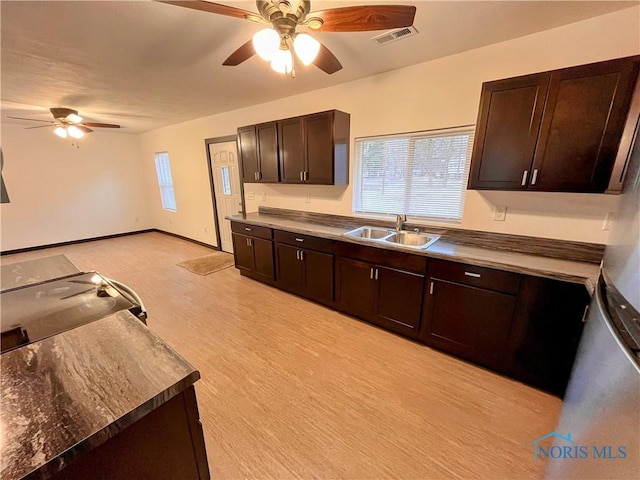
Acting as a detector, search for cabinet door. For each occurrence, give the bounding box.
[304,249,333,306]
[256,122,280,183]
[304,111,334,184]
[531,59,639,192]
[275,243,304,293]
[506,276,589,396]
[421,279,517,370]
[232,233,255,271]
[278,117,305,183]
[335,257,376,319]
[252,237,275,280]
[238,126,259,183]
[468,73,550,190]
[375,266,424,338]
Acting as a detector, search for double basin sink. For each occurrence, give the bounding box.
[343,226,440,250]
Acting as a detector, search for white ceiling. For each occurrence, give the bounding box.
[1,0,637,133]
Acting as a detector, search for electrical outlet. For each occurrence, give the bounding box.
[305,193,311,204]
[603,212,616,231]
[247,192,255,200]
[493,205,507,221]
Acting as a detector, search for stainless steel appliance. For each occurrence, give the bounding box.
[0,271,147,354]
[546,116,640,478]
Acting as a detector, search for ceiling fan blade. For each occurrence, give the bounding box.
[77,126,94,134]
[313,43,342,75]
[24,125,54,130]
[7,116,54,123]
[50,107,78,120]
[155,1,262,21]
[223,39,256,66]
[82,122,121,128]
[307,5,416,32]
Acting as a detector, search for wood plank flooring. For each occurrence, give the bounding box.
[1,232,562,479]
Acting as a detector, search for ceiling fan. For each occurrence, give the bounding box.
[158,1,417,75]
[8,108,121,139]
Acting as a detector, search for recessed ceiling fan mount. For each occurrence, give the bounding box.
[158,1,417,75]
[8,108,121,139]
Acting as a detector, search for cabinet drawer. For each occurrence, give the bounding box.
[335,241,427,274]
[231,222,272,240]
[274,230,333,253]
[428,259,521,295]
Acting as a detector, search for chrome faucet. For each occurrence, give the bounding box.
[395,214,407,232]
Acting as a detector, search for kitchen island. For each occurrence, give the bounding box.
[0,257,209,479]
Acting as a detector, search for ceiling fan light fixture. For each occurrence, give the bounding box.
[67,125,84,139]
[66,113,83,123]
[253,28,280,61]
[270,48,293,74]
[293,33,320,66]
[54,126,68,138]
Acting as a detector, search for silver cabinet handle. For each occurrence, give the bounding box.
[531,169,539,185]
[295,250,299,260]
[582,305,590,323]
[464,272,481,278]
[254,172,257,181]
[245,227,252,231]
[257,171,262,181]
[295,238,304,242]
[370,267,374,280]
[299,250,304,261]
[304,171,308,182]
[249,238,253,247]
[300,171,303,181]
[429,282,434,295]
[374,268,379,280]
[521,170,529,186]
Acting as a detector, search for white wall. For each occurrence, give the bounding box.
[0,123,151,251]
[139,7,639,245]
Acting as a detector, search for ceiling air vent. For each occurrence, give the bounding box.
[371,26,419,46]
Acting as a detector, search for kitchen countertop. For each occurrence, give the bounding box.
[228,212,601,294]
[0,255,81,292]
[0,310,200,480]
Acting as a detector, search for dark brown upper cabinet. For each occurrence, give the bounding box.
[239,110,350,185]
[238,122,280,183]
[468,55,640,193]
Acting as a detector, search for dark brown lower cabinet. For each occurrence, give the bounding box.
[51,386,209,480]
[232,233,274,282]
[275,243,333,305]
[420,278,517,370]
[335,256,425,338]
[506,276,590,395]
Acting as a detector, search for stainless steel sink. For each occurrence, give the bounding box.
[385,232,440,249]
[343,226,440,250]
[343,226,394,240]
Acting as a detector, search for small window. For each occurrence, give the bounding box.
[221,167,232,196]
[154,152,177,212]
[353,126,474,222]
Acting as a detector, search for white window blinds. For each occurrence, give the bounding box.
[353,126,474,222]
[154,152,177,212]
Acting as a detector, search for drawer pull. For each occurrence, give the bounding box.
[464,272,481,278]
[295,238,304,242]
[245,227,252,231]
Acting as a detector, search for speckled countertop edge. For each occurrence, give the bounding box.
[228,213,600,295]
[1,310,200,480]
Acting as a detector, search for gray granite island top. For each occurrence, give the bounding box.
[1,255,81,292]
[0,310,200,480]
[228,212,601,295]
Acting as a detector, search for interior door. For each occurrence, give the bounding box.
[209,141,242,253]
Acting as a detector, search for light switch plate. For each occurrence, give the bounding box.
[493,205,507,221]
[247,192,255,200]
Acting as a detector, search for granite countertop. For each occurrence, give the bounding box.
[1,255,81,292]
[228,212,601,294]
[0,310,200,480]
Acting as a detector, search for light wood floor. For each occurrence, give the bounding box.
[2,232,562,479]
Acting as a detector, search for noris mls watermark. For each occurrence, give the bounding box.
[532,432,627,462]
